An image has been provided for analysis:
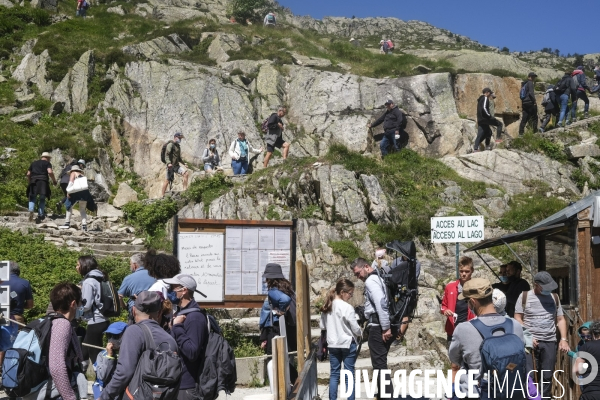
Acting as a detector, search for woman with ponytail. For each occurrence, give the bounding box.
[320,278,362,400]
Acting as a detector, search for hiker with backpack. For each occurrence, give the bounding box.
[514,271,570,399]
[76,0,88,17]
[75,256,111,372]
[351,258,398,399]
[202,138,222,173]
[91,321,127,398]
[59,164,95,232]
[26,152,57,223]
[263,107,289,168]
[448,278,527,400]
[554,70,577,128]
[539,85,560,133]
[161,132,190,197]
[368,99,404,158]
[518,72,538,136]
[56,159,85,215]
[163,274,209,400]
[471,88,498,152]
[320,278,362,400]
[229,131,263,175]
[571,66,592,121]
[593,66,600,97]
[99,291,181,400]
[259,263,298,384]
[379,40,389,54]
[263,12,276,27]
[9,283,88,400]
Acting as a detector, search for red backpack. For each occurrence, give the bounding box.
[386,40,394,50]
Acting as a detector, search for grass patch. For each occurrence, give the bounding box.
[509,133,567,162]
[328,240,365,260]
[0,228,130,321]
[184,173,234,211]
[325,144,487,242]
[497,191,567,232]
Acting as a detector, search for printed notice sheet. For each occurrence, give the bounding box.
[274,227,291,250]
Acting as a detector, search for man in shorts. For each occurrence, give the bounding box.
[161,132,189,197]
[263,107,290,168]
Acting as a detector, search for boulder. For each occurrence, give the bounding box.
[0,0,14,8]
[442,149,579,195]
[88,181,110,202]
[102,60,260,198]
[402,48,563,82]
[106,5,125,15]
[11,50,53,99]
[17,39,37,56]
[314,164,366,224]
[122,34,190,60]
[96,203,124,218]
[10,111,42,125]
[220,59,272,75]
[0,107,17,115]
[290,52,332,68]
[51,50,95,114]
[201,33,242,64]
[255,64,286,119]
[30,0,57,11]
[113,182,138,208]
[566,142,600,159]
[359,174,392,224]
[177,202,206,219]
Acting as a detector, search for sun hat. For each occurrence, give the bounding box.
[458,278,493,300]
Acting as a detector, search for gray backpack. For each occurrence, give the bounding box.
[125,324,182,400]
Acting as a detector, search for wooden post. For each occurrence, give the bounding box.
[272,336,288,400]
[296,260,312,373]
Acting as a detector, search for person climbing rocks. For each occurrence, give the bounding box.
[555,69,576,128]
[368,100,404,158]
[263,107,289,168]
[472,88,497,152]
[518,72,538,136]
[57,159,85,215]
[161,132,189,197]
[571,66,591,121]
[229,131,263,175]
[264,12,276,27]
[26,151,57,223]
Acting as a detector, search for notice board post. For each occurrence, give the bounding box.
[173,219,297,308]
[431,216,485,279]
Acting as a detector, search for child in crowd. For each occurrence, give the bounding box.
[92,321,127,398]
[372,248,389,272]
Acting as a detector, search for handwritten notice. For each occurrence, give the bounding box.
[178,233,224,302]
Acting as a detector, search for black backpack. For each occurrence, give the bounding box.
[160,140,174,164]
[555,76,571,95]
[86,274,122,318]
[125,323,182,400]
[179,308,237,400]
[2,313,72,398]
[399,110,409,130]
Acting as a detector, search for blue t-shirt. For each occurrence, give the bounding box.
[6,274,33,316]
[117,268,156,310]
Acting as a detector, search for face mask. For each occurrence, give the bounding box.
[467,299,476,315]
[210,144,215,149]
[175,138,181,144]
[499,276,509,284]
[108,337,122,351]
[541,290,552,296]
[167,290,179,304]
[75,306,84,319]
[581,334,592,341]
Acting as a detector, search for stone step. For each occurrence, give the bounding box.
[87,248,142,258]
[32,231,137,244]
[33,227,135,239]
[79,243,146,252]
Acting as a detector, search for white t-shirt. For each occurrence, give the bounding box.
[320,299,362,349]
[148,279,169,299]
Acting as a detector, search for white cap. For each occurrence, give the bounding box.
[492,288,507,315]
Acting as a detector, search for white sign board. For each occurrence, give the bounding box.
[178,233,225,302]
[0,261,10,282]
[431,216,485,243]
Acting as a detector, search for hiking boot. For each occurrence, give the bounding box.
[584,112,590,119]
[28,211,34,222]
[539,128,544,133]
[55,201,62,215]
[82,224,87,232]
[58,222,70,230]
[485,145,492,151]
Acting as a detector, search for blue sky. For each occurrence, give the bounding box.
[278,0,596,56]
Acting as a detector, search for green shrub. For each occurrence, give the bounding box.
[228,0,268,24]
[122,198,179,236]
[0,228,129,321]
[220,319,263,357]
[184,174,233,209]
[510,133,566,161]
[328,240,364,260]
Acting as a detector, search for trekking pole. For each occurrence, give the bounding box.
[6,316,108,351]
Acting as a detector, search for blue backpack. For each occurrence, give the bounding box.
[470,318,527,400]
[519,82,528,101]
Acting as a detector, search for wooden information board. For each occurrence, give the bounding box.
[173,218,296,308]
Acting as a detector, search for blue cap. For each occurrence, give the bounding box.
[104,321,127,335]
